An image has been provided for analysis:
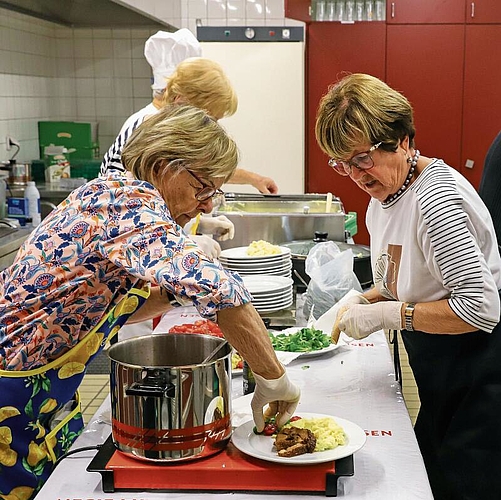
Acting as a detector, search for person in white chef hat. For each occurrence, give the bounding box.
[118,29,203,134]
[102,29,278,258]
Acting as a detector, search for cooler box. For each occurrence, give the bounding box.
[38,121,99,160]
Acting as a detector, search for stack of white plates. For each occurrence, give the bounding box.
[218,246,292,278]
[242,275,294,313]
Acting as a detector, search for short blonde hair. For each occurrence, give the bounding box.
[163,57,238,119]
[315,73,415,161]
[121,104,239,185]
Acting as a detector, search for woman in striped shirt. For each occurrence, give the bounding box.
[316,73,501,500]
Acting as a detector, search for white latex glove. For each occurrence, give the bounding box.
[337,290,370,308]
[197,215,235,241]
[319,289,370,343]
[338,301,404,340]
[251,371,301,432]
[191,234,221,259]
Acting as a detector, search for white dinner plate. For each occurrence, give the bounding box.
[252,296,293,308]
[237,270,292,278]
[250,288,294,299]
[231,412,366,465]
[242,275,293,294]
[255,299,294,313]
[269,327,340,357]
[219,246,291,261]
[220,257,291,269]
[222,262,292,273]
[252,294,294,307]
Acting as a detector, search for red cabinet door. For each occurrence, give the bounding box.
[466,0,501,23]
[306,22,386,245]
[285,0,312,22]
[461,25,501,188]
[387,0,465,23]
[386,25,465,169]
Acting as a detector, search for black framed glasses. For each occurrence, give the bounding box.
[328,142,383,176]
[184,167,224,202]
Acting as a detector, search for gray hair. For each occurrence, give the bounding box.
[121,104,239,186]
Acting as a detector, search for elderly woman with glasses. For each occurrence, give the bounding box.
[0,104,299,498]
[316,73,501,500]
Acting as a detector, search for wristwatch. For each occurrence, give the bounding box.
[404,302,416,331]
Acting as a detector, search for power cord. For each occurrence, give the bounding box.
[53,444,103,469]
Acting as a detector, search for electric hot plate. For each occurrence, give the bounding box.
[87,435,354,496]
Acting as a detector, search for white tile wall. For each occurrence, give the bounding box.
[0,0,301,163]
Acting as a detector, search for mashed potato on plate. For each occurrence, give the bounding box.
[247,240,282,256]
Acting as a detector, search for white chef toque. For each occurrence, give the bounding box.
[144,29,202,91]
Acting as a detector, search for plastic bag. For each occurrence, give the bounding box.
[303,241,362,320]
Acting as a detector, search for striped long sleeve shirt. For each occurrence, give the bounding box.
[367,159,501,332]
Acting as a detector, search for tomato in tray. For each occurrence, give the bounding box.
[168,319,224,338]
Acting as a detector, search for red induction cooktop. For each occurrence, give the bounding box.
[87,435,354,496]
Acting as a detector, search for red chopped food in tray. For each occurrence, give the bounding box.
[168,319,224,338]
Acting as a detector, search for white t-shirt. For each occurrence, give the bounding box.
[367,158,501,333]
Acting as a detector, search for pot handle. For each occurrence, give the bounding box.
[126,381,175,398]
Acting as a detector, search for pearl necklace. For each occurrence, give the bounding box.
[382,150,420,206]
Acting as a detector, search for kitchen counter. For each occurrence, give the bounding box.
[7,182,72,199]
[39,321,433,499]
[0,225,32,269]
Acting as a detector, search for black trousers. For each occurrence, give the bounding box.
[401,322,501,500]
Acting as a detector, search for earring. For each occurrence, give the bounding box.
[406,156,412,163]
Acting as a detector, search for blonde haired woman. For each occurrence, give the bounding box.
[103,57,277,196]
[0,104,299,498]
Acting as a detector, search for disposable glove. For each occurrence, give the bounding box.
[322,289,370,343]
[192,234,221,259]
[251,370,301,432]
[338,301,404,340]
[337,290,370,308]
[197,215,235,241]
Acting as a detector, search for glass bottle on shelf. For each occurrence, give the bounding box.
[375,0,385,20]
[314,0,326,21]
[327,0,336,21]
[336,0,345,21]
[346,0,355,21]
[365,0,374,21]
[355,0,365,21]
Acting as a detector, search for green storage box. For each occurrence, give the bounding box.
[38,121,100,160]
[345,211,358,238]
[68,160,101,180]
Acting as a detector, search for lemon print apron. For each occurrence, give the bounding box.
[0,287,149,500]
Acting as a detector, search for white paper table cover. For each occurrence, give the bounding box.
[38,324,433,499]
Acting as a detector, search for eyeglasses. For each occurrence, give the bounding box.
[185,167,225,202]
[328,142,383,176]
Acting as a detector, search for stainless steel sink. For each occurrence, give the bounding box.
[0,226,18,238]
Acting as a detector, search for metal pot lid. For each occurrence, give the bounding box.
[281,240,370,259]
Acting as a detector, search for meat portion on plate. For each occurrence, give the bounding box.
[274,427,317,458]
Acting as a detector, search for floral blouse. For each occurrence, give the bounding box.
[0,173,251,371]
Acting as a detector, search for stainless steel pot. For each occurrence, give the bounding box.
[108,333,232,462]
[1,160,32,186]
